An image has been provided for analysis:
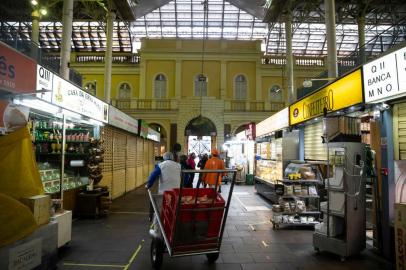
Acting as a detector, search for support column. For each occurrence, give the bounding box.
[255,62,262,101]
[357,14,366,65]
[175,60,181,98]
[285,8,295,104]
[325,0,338,78]
[139,59,146,98]
[60,0,74,80]
[31,10,40,45]
[220,60,227,99]
[380,109,395,259]
[103,10,116,103]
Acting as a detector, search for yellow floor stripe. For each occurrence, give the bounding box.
[123,239,145,270]
[111,211,149,215]
[63,262,125,268]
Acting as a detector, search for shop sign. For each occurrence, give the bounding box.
[0,42,36,94]
[147,127,160,142]
[363,46,406,103]
[139,119,148,138]
[51,75,108,123]
[36,65,53,102]
[256,107,289,137]
[108,106,138,134]
[289,69,363,125]
[245,122,256,140]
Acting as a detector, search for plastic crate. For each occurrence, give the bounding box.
[161,188,225,248]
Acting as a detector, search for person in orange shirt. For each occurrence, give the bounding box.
[202,148,225,191]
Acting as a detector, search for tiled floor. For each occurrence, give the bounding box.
[57,184,393,270]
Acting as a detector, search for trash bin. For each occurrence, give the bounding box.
[245,174,254,185]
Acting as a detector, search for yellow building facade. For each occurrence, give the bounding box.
[71,39,325,153]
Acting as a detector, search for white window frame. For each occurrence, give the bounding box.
[118,82,132,99]
[194,74,208,97]
[269,84,283,102]
[154,74,167,99]
[84,81,97,96]
[234,74,247,100]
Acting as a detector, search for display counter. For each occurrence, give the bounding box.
[254,131,299,203]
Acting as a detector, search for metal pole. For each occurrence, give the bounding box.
[60,114,67,209]
[285,8,295,104]
[103,10,116,104]
[31,9,40,61]
[31,9,40,45]
[324,0,338,79]
[357,15,366,65]
[60,0,74,80]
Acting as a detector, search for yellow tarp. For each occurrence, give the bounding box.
[0,192,38,247]
[0,127,44,199]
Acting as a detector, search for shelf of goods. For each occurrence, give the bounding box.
[255,131,299,203]
[28,117,96,212]
[38,163,86,194]
[270,162,323,229]
[313,142,366,260]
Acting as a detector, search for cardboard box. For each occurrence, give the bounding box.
[51,210,72,248]
[20,195,50,226]
[396,203,406,270]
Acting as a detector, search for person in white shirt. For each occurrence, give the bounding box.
[146,152,181,237]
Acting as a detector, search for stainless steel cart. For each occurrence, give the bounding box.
[147,169,237,269]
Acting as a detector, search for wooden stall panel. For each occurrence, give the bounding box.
[112,169,126,199]
[101,126,113,173]
[143,140,149,180]
[127,136,136,168]
[113,130,126,170]
[126,167,136,192]
[112,130,126,199]
[149,141,154,171]
[99,171,113,199]
[136,138,144,187]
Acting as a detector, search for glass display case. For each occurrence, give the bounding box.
[255,131,299,203]
[38,162,85,194]
[29,113,94,195]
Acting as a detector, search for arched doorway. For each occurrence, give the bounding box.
[149,123,167,157]
[234,124,247,136]
[185,116,217,157]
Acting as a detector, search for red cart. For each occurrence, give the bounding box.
[147,169,237,269]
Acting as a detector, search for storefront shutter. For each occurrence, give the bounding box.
[304,121,327,161]
[394,103,406,160]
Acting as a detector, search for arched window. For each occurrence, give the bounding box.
[118,82,132,99]
[269,85,283,102]
[235,75,247,100]
[194,74,207,97]
[84,82,96,96]
[154,74,167,98]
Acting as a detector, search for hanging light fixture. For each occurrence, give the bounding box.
[194,0,209,126]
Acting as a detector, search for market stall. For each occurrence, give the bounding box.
[223,124,255,184]
[361,44,406,262]
[254,107,299,203]
[289,68,369,258]
[12,64,109,215]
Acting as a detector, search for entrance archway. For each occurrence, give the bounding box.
[184,116,217,157]
[149,123,167,157]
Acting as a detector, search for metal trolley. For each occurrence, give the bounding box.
[147,169,237,269]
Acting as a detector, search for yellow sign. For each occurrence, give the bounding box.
[289,69,363,125]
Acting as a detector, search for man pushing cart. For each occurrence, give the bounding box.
[146,165,237,269]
